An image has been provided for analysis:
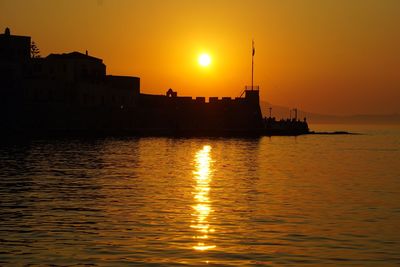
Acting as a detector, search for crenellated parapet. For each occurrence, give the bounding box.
[160,89,259,106]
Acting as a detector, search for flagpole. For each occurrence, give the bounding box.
[251,40,254,90]
[251,40,255,90]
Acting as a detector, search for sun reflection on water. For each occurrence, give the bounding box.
[191,145,216,251]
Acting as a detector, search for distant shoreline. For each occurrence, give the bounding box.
[308,131,360,135]
[260,101,400,125]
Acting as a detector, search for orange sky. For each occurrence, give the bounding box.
[1,0,399,115]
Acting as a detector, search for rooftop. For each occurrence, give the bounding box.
[46,52,103,63]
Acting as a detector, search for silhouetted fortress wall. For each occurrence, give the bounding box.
[137,90,262,135]
[0,28,263,136]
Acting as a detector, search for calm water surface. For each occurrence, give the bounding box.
[0,125,399,266]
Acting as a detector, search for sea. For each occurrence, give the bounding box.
[0,124,399,266]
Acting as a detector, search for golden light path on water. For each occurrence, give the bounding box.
[191,145,216,251]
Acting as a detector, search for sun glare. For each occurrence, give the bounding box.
[198,53,211,67]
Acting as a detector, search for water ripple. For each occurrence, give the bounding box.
[0,133,399,265]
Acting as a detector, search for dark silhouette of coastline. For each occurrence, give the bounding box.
[309,131,357,135]
[260,101,400,125]
[0,28,309,137]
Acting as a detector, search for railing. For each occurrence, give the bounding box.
[239,85,259,97]
[245,85,259,91]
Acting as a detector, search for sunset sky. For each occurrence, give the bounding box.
[1,0,399,115]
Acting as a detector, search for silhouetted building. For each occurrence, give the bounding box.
[0,27,31,62]
[43,52,106,82]
[0,28,308,136]
[0,27,31,84]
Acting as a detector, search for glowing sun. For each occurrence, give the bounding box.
[198,53,211,67]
